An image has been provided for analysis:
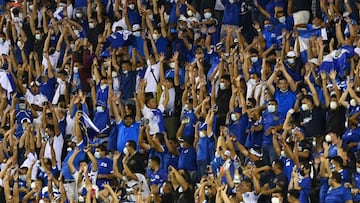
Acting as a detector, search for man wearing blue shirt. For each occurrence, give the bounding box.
[262,99,284,165]
[61,111,86,201]
[111,94,140,152]
[149,156,168,186]
[325,171,353,203]
[93,144,113,190]
[267,62,297,115]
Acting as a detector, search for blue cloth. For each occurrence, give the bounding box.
[93,109,110,133]
[119,71,136,100]
[229,114,249,146]
[181,109,197,140]
[62,141,86,180]
[299,177,311,203]
[178,147,197,171]
[325,185,353,203]
[342,127,360,152]
[93,157,113,189]
[354,172,360,201]
[116,121,140,152]
[39,77,56,101]
[262,111,285,145]
[149,168,168,186]
[221,0,241,26]
[274,89,297,115]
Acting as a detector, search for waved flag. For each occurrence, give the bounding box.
[296,28,325,62]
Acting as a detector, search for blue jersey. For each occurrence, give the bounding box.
[325,185,353,203]
[149,168,168,186]
[62,141,86,180]
[116,121,140,152]
[262,111,284,145]
[178,147,197,171]
[93,108,110,133]
[94,157,113,188]
[299,177,311,203]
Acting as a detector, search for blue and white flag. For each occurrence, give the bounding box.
[107,30,132,48]
[318,53,334,73]
[0,70,15,99]
[296,28,326,62]
[331,45,354,77]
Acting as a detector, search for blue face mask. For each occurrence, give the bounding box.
[264,24,272,30]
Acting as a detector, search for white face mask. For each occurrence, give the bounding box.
[123,147,129,155]
[287,58,295,64]
[78,196,85,202]
[187,10,192,16]
[229,0,235,3]
[29,4,34,10]
[19,175,27,181]
[89,22,95,29]
[148,15,154,21]
[2,27,6,34]
[184,104,189,111]
[180,143,184,148]
[74,30,80,36]
[325,134,332,143]
[19,103,26,110]
[57,77,63,84]
[152,34,159,41]
[17,41,22,47]
[278,16,286,24]
[350,99,357,107]
[199,131,206,137]
[219,82,226,90]
[123,70,129,74]
[231,113,238,121]
[100,84,108,90]
[357,167,360,174]
[169,62,175,68]
[133,31,141,37]
[330,101,337,109]
[35,34,41,40]
[112,71,118,78]
[267,104,276,113]
[70,43,75,50]
[0,38,4,44]
[251,56,258,63]
[96,106,104,113]
[204,12,212,19]
[67,147,72,152]
[301,104,309,111]
[280,150,286,158]
[128,4,135,10]
[94,151,101,159]
[76,12,82,18]
[73,66,78,73]
[271,197,280,203]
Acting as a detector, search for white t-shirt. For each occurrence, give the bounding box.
[159,87,175,111]
[141,105,165,135]
[246,79,265,105]
[73,169,98,189]
[42,51,61,71]
[144,62,160,93]
[25,89,48,107]
[0,40,10,55]
[126,173,151,201]
[44,134,64,169]
[241,191,260,203]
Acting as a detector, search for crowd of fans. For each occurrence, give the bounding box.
[1,0,360,202]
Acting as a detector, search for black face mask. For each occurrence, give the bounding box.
[299,169,306,176]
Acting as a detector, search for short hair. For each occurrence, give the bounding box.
[150,156,161,165]
[273,159,284,169]
[126,140,137,150]
[331,171,342,184]
[302,95,314,104]
[268,99,278,105]
[96,144,107,152]
[288,189,300,199]
[45,124,54,132]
